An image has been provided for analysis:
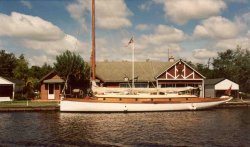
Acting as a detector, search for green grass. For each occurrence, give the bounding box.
[0,100,59,107]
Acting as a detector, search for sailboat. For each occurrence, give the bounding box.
[60,0,232,112]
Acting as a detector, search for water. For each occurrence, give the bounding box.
[0,108,249,147]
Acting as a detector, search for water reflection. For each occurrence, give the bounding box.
[0,108,249,146]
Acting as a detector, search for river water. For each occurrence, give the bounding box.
[0,108,249,147]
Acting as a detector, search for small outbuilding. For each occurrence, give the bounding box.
[204,78,239,98]
[39,71,65,101]
[0,76,15,101]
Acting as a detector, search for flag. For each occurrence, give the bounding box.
[224,85,232,96]
[128,37,133,45]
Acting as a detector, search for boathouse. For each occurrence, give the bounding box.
[39,71,64,101]
[0,76,15,101]
[204,78,239,98]
[95,59,205,97]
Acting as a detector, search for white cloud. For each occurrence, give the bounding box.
[121,25,186,61]
[20,0,32,9]
[0,12,65,41]
[192,48,217,59]
[193,16,244,39]
[138,1,153,11]
[137,44,182,61]
[240,12,250,25]
[96,0,132,29]
[247,31,250,38]
[67,0,132,30]
[215,37,250,50]
[153,0,226,25]
[0,12,89,65]
[135,24,151,31]
[67,0,90,31]
[139,25,186,45]
[22,35,85,56]
[29,55,54,66]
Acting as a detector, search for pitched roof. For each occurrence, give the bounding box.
[155,59,205,79]
[204,78,225,85]
[0,76,15,85]
[96,61,175,82]
[39,70,56,83]
[2,77,24,85]
[39,70,64,83]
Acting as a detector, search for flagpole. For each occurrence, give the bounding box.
[91,0,96,81]
[132,36,135,90]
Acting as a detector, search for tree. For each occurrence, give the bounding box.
[22,81,35,99]
[213,47,250,92]
[54,50,90,94]
[213,49,236,79]
[0,50,17,77]
[40,63,53,78]
[233,49,250,92]
[29,64,53,89]
[13,54,29,82]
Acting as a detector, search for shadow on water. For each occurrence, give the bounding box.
[0,108,249,146]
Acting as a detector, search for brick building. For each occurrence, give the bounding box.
[95,59,205,97]
[39,71,64,101]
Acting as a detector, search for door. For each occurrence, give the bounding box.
[48,84,55,100]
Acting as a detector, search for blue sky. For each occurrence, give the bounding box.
[0,0,249,66]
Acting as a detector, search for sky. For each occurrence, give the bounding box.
[0,0,250,66]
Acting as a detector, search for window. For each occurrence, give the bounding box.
[119,83,147,88]
[49,84,54,94]
[135,83,147,88]
[120,83,130,88]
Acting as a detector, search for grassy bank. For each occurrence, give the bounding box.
[0,100,59,107]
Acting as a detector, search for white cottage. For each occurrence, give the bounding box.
[204,78,239,98]
[0,76,15,101]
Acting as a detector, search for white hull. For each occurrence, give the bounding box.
[60,97,232,112]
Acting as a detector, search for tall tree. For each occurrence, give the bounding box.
[213,48,250,92]
[40,63,53,78]
[213,49,236,79]
[13,54,29,82]
[233,49,250,92]
[0,50,17,77]
[29,63,53,90]
[29,64,53,79]
[54,50,90,94]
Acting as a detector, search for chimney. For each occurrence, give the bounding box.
[169,56,175,62]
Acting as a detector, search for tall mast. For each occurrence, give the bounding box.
[91,0,96,81]
[132,36,135,89]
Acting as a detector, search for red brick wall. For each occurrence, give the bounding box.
[40,83,62,100]
[39,72,63,101]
